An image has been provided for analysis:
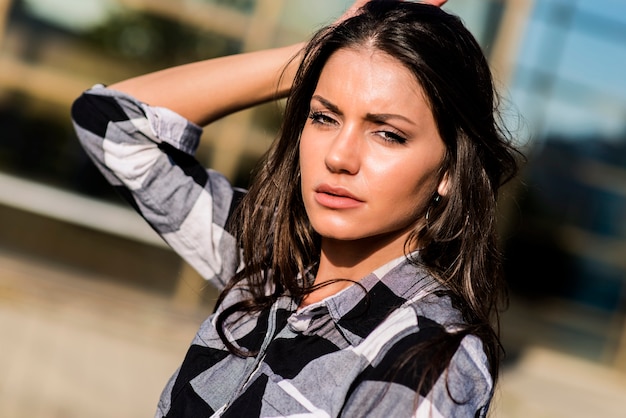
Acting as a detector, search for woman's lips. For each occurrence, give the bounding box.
[314,185,364,209]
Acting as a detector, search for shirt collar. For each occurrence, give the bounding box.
[288,253,442,346]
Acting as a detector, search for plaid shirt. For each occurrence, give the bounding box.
[72,85,493,418]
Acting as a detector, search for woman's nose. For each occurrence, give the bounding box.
[324,125,361,174]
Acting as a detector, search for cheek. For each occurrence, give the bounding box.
[369,158,440,207]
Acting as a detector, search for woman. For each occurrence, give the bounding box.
[71,0,521,416]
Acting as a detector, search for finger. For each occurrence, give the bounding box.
[335,0,370,25]
[403,0,448,5]
[420,0,448,6]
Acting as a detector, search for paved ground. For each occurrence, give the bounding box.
[1,248,626,418]
[0,249,212,418]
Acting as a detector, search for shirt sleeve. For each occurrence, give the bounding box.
[71,85,243,290]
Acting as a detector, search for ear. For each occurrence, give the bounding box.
[437,172,450,197]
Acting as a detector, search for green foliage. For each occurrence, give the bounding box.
[85,10,242,69]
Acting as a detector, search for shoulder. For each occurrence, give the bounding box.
[344,317,492,417]
[367,293,492,405]
[403,294,493,415]
[421,333,493,417]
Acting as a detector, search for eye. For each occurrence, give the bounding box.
[308,111,337,127]
[374,129,408,145]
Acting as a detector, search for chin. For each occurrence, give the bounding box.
[311,224,361,242]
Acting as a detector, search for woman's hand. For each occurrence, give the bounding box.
[424,0,448,6]
[336,0,448,25]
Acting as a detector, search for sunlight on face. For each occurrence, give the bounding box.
[299,47,447,256]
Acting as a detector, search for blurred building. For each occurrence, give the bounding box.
[0,0,625,416]
[0,0,350,297]
[501,0,626,368]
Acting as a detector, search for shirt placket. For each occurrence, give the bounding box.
[211,302,281,417]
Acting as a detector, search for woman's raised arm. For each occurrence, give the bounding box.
[108,43,304,127]
[106,0,447,127]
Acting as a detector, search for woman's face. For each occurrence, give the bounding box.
[299,47,447,251]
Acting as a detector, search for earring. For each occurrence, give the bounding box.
[425,194,441,223]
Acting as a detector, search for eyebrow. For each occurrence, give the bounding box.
[311,94,415,125]
[312,95,341,115]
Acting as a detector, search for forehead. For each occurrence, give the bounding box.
[315,47,430,115]
[321,46,419,84]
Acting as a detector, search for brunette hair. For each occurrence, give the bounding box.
[216,0,522,394]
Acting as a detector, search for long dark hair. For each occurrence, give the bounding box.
[216,0,522,393]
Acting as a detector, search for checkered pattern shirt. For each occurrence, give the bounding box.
[72,85,494,418]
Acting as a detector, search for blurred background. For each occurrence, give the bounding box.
[0,0,625,416]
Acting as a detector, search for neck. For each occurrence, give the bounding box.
[317,230,415,286]
[300,232,413,308]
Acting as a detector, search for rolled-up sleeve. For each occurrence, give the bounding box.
[71,85,243,290]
